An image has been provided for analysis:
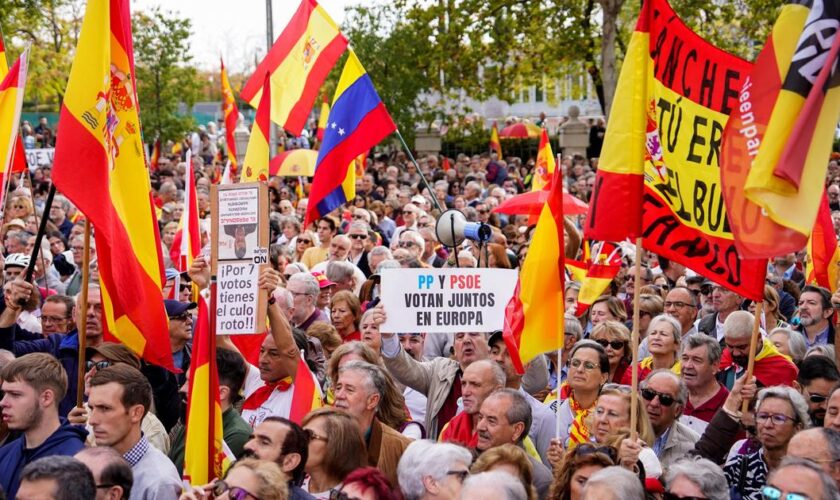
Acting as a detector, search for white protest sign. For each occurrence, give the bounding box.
[379,268,518,333]
[25,148,54,169]
[216,261,260,334]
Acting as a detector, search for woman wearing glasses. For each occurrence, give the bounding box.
[300,408,367,499]
[621,315,682,385]
[293,231,317,263]
[723,386,810,500]
[179,458,287,500]
[553,340,610,448]
[589,321,632,384]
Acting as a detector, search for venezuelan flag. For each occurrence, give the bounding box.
[51,0,175,371]
[806,193,840,293]
[305,50,396,226]
[240,0,347,136]
[240,72,271,183]
[489,122,502,159]
[503,167,565,373]
[0,35,28,176]
[183,296,231,484]
[220,58,239,176]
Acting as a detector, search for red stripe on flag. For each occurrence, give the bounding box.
[285,35,348,135]
[585,170,644,242]
[289,357,317,424]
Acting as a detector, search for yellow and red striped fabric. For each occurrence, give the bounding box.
[531,129,555,192]
[489,122,502,159]
[0,36,28,176]
[0,48,28,212]
[149,138,160,172]
[316,95,329,142]
[170,151,201,272]
[240,73,271,183]
[220,58,239,177]
[806,193,840,293]
[51,0,175,371]
[239,0,347,136]
[722,1,840,258]
[183,295,230,485]
[503,167,565,373]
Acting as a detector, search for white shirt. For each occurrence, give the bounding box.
[241,363,296,428]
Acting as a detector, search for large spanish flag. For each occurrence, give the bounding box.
[806,193,840,293]
[183,295,230,485]
[503,167,565,374]
[585,0,766,301]
[220,58,239,176]
[0,36,28,176]
[239,0,347,136]
[51,0,175,371]
[304,50,396,226]
[489,122,503,159]
[240,73,271,183]
[170,151,201,272]
[721,0,840,258]
[0,48,28,212]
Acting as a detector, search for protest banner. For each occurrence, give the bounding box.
[379,268,517,334]
[25,148,54,169]
[211,182,268,335]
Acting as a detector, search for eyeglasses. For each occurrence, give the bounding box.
[760,486,809,500]
[349,234,367,240]
[664,493,709,500]
[755,412,797,426]
[443,469,469,483]
[168,312,192,321]
[304,428,329,442]
[297,239,311,244]
[352,214,367,220]
[569,359,598,371]
[399,241,418,248]
[807,393,828,404]
[664,301,691,309]
[42,315,69,324]
[593,339,626,350]
[212,480,260,500]
[86,360,112,371]
[640,388,677,407]
[572,443,617,462]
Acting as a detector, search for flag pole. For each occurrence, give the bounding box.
[741,301,763,414]
[629,236,642,440]
[25,170,50,296]
[393,129,443,213]
[75,219,92,407]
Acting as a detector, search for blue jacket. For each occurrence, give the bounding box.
[0,324,81,417]
[0,420,87,498]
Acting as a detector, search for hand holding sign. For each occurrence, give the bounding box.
[258,267,282,297]
[368,304,392,339]
[188,255,211,290]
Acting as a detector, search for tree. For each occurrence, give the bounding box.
[132,8,201,143]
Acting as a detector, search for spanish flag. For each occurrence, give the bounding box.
[531,129,555,192]
[806,193,840,293]
[149,138,160,172]
[316,95,329,142]
[240,72,271,183]
[169,150,201,272]
[239,0,347,136]
[0,47,28,212]
[721,0,840,258]
[220,58,239,176]
[183,295,231,485]
[305,51,396,226]
[0,36,28,176]
[503,167,565,374]
[51,0,175,371]
[489,122,502,159]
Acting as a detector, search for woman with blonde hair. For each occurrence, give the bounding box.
[180,458,288,500]
[306,322,342,360]
[589,321,631,383]
[548,444,616,500]
[293,230,316,262]
[471,444,537,500]
[331,290,362,342]
[300,408,367,498]
[621,314,681,385]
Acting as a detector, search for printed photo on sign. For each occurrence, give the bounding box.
[217,186,260,261]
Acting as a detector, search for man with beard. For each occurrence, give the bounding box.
[796,355,840,427]
[717,311,798,390]
[797,285,835,348]
[168,347,251,475]
[0,353,87,498]
[241,417,314,500]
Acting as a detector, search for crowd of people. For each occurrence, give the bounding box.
[0,117,839,500]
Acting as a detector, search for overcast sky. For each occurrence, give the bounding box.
[131,0,359,73]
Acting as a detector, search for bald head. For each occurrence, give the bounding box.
[723,310,755,340]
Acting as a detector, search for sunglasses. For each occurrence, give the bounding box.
[572,443,617,462]
[86,360,112,372]
[349,234,367,240]
[593,339,626,350]
[808,393,828,404]
[641,388,676,407]
[168,312,192,321]
[212,480,259,500]
[297,239,312,244]
[760,486,809,500]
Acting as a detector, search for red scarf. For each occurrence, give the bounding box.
[439,412,478,447]
[242,377,293,410]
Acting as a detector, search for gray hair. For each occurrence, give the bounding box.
[272,287,294,310]
[823,428,840,461]
[398,440,472,500]
[564,316,583,342]
[21,456,96,500]
[806,344,835,363]
[326,260,356,286]
[338,360,387,400]
[287,272,319,297]
[399,230,425,249]
[375,259,401,273]
[770,456,840,499]
[583,466,644,500]
[486,388,531,443]
[457,250,477,267]
[470,359,506,388]
[681,332,723,366]
[664,457,729,500]
[648,314,682,344]
[348,221,370,233]
[723,310,755,340]
[641,368,688,405]
[768,328,807,364]
[756,385,811,428]
[285,262,309,274]
[368,246,393,268]
[460,470,527,500]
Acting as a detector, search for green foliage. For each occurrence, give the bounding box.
[132,8,201,143]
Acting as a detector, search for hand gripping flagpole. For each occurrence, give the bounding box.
[741,301,763,414]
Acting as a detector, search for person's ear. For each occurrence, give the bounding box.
[367,393,381,412]
[512,422,525,443]
[422,476,440,495]
[281,452,302,475]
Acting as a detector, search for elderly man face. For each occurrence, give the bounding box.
[328,236,351,261]
[786,429,840,487]
[664,288,697,333]
[712,286,742,314]
[398,233,423,259]
[346,226,368,254]
[642,372,682,435]
[475,393,524,452]
[766,464,828,500]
